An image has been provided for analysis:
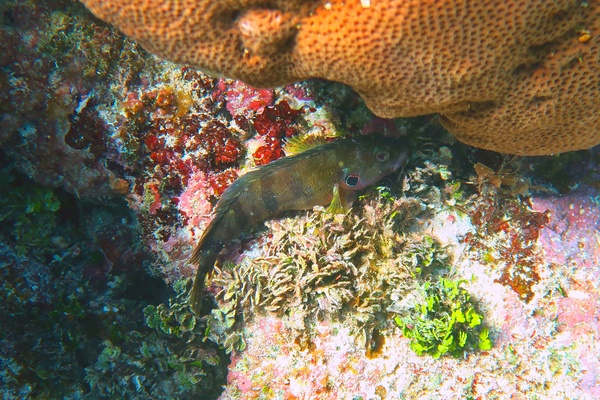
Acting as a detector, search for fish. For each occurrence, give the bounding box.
[188,135,409,314]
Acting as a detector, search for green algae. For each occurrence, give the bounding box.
[395,277,492,358]
[85,278,225,398]
[0,167,61,258]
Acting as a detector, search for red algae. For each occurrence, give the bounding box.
[463,174,550,303]
[251,100,303,165]
[201,120,244,168]
[213,79,275,119]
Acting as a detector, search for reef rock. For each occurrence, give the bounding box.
[79,0,600,155]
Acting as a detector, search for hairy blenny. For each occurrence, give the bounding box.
[189,135,409,314]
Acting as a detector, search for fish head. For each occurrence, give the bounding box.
[340,136,409,191]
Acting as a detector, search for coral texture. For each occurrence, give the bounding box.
[79,0,600,155]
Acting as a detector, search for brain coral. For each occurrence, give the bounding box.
[80,0,600,155]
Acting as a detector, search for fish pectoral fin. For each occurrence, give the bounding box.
[326,184,349,214]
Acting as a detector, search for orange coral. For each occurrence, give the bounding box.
[80,0,600,155]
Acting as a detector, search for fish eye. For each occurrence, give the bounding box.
[345,175,359,187]
[376,150,390,162]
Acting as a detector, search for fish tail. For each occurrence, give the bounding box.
[189,268,206,316]
[188,246,219,315]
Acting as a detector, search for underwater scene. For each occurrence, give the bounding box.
[1,0,599,399]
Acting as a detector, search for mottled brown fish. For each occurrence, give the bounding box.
[189,135,409,314]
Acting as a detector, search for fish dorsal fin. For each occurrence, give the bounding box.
[326,183,349,214]
[284,134,332,156]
